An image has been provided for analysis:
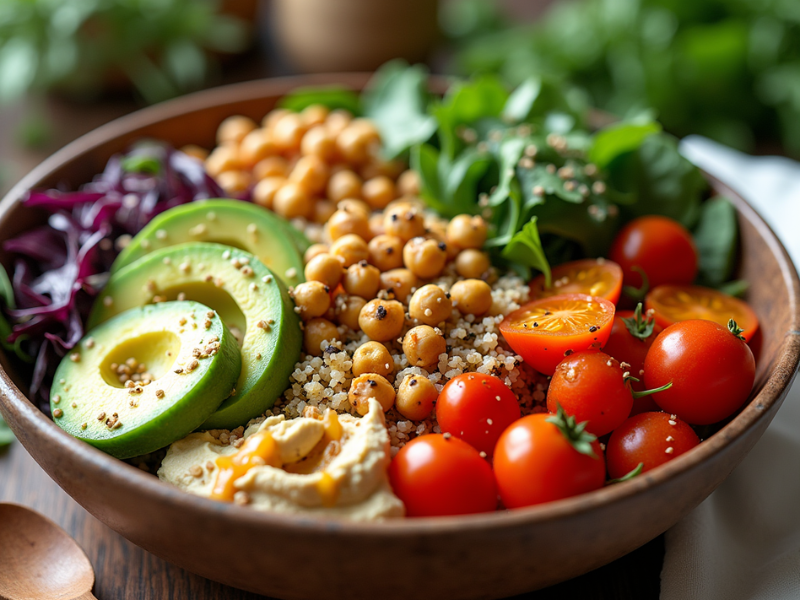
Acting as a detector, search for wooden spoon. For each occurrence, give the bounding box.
[0,503,96,600]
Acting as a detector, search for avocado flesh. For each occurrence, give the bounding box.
[90,242,302,430]
[111,199,308,287]
[53,301,241,459]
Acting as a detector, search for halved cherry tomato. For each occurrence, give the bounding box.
[499,294,615,375]
[609,215,697,290]
[529,259,623,304]
[644,319,756,425]
[388,434,497,517]
[645,284,759,342]
[606,412,700,479]
[546,351,633,437]
[493,412,606,508]
[602,304,663,413]
[436,373,520,456]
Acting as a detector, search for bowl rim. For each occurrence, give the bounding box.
[1,73,799,536]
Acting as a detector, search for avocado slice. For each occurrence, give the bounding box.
[112,199,309,287]
[53,301,241,459]
[89,242,302,430]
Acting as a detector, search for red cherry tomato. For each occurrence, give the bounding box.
[609,216,698,290]
[644,319,756,425]
[546,351,633,436]
[646,284,759,342]
[606,412,700,479]
[602,306,663,414]
[388,434,497,517]
[494,413,606,508]
[529,259,623,305]
[436,373,521,456]
[499,294,615,375]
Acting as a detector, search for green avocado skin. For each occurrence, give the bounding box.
[52,301,242,459]
[111,199,309,287]
[89,242,302,432]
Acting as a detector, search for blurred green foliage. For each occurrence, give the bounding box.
[449,0,800,154]
[0,0,248,104]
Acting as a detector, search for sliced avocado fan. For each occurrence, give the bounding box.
[53,301,241,459]
[111,199,309,287]
[89,242,302,430]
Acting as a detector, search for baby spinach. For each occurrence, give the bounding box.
[278,86,362,115]
[502,217,551,286]
[693,197,738,288]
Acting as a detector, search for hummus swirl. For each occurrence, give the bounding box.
[158,399,405,521]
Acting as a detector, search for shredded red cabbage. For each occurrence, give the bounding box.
[3,143,223,408]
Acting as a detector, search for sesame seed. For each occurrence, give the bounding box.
[162,257,172,265]
[81,423,87,430]
[257,320,270,331]
[189,465,203,478]
[53,408,63,418]
[668,420,677,426]
[179,262,191,273]
[443,432,452,440]
[174,368,183,374]
[247,223,257,235]
[487,418,493,425]
[155,229,167,240]
[69,352,81,363]
[665,447,674,454]
[222,250,231,260]
[285,267,297,279]
[155,389,165,398]
[85,337,95,349]
[262,275,273,283]
[241,266,254,277]
[206,211,217,221]
[189,224,207,236]
[53,394,61,404]
[104,296,114,307]
[666,436,675,442]
[97,412,106,421]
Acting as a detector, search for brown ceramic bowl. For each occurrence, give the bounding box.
[1,74,799,600]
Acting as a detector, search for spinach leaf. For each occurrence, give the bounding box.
[0,263,14,309]
[502,217,551,287]
[589,121,662,169]
[0,414,13,449]
[693,197,738,287]
[363,61,437,159]
[278,85,362,114]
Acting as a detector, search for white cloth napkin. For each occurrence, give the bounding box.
[659,136,800,600]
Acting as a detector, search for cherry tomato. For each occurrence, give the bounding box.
[602,305,663,413]
[547,351,633,436]
[388,434,497,517]
[499,294,615,375]
[609,216,697,290]
[606,412,700,479]
[646,284,759,342]
[436,373,521,456]
[493,413,606,508]
[529,259,623,305]
[644,319,756,425]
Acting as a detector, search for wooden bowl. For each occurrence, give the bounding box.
[0,74,798,600]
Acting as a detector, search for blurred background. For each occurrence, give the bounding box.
[1,0,798,195]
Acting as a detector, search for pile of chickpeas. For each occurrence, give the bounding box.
[197,105,497,424]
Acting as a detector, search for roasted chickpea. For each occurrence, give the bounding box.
[397,169,421,197]
[253,176,286,209]
[289,155,330,195]
[216,115,257,145]
[352,341,393,377]
[446,214,488,250]
[273,182,312,219]
[348,373,395,415]
[337,119,380,165]
[292,281,331,320]
[358,299,405,342]
[455,249,491,279]
[343,261,381,299]
[326,209,371,241]
[450,279,492,316]
[402,325,446,369]
[379,268,418,303]
[304,318,340,356]
[330,234,369,267]
[337,198,370,217]
[205,145,240,177]
[216,170,251,194]
[253,156,290,180]
[383,204,426,242]
[368,235,404,271]
[409,284,452,326]
[301,125,337,162]
[180,144,209,161]
[304,253,343,289]
[272,113,306,152]
[300,104,329,128]
[362,176,396,210]
[325,109,353,137]
[369,213,385,238]
[396,375,437,421]
[239,129,277,166]
[327,170,362,202]
[262,108,291,131]
[337,295,366,330]
[312,199,337,225]
[304,243,329,264]
[403,237,448,279]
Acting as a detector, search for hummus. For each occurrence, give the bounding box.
[158,399,405,521]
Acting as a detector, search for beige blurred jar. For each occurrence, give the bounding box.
[271,0,439,73]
